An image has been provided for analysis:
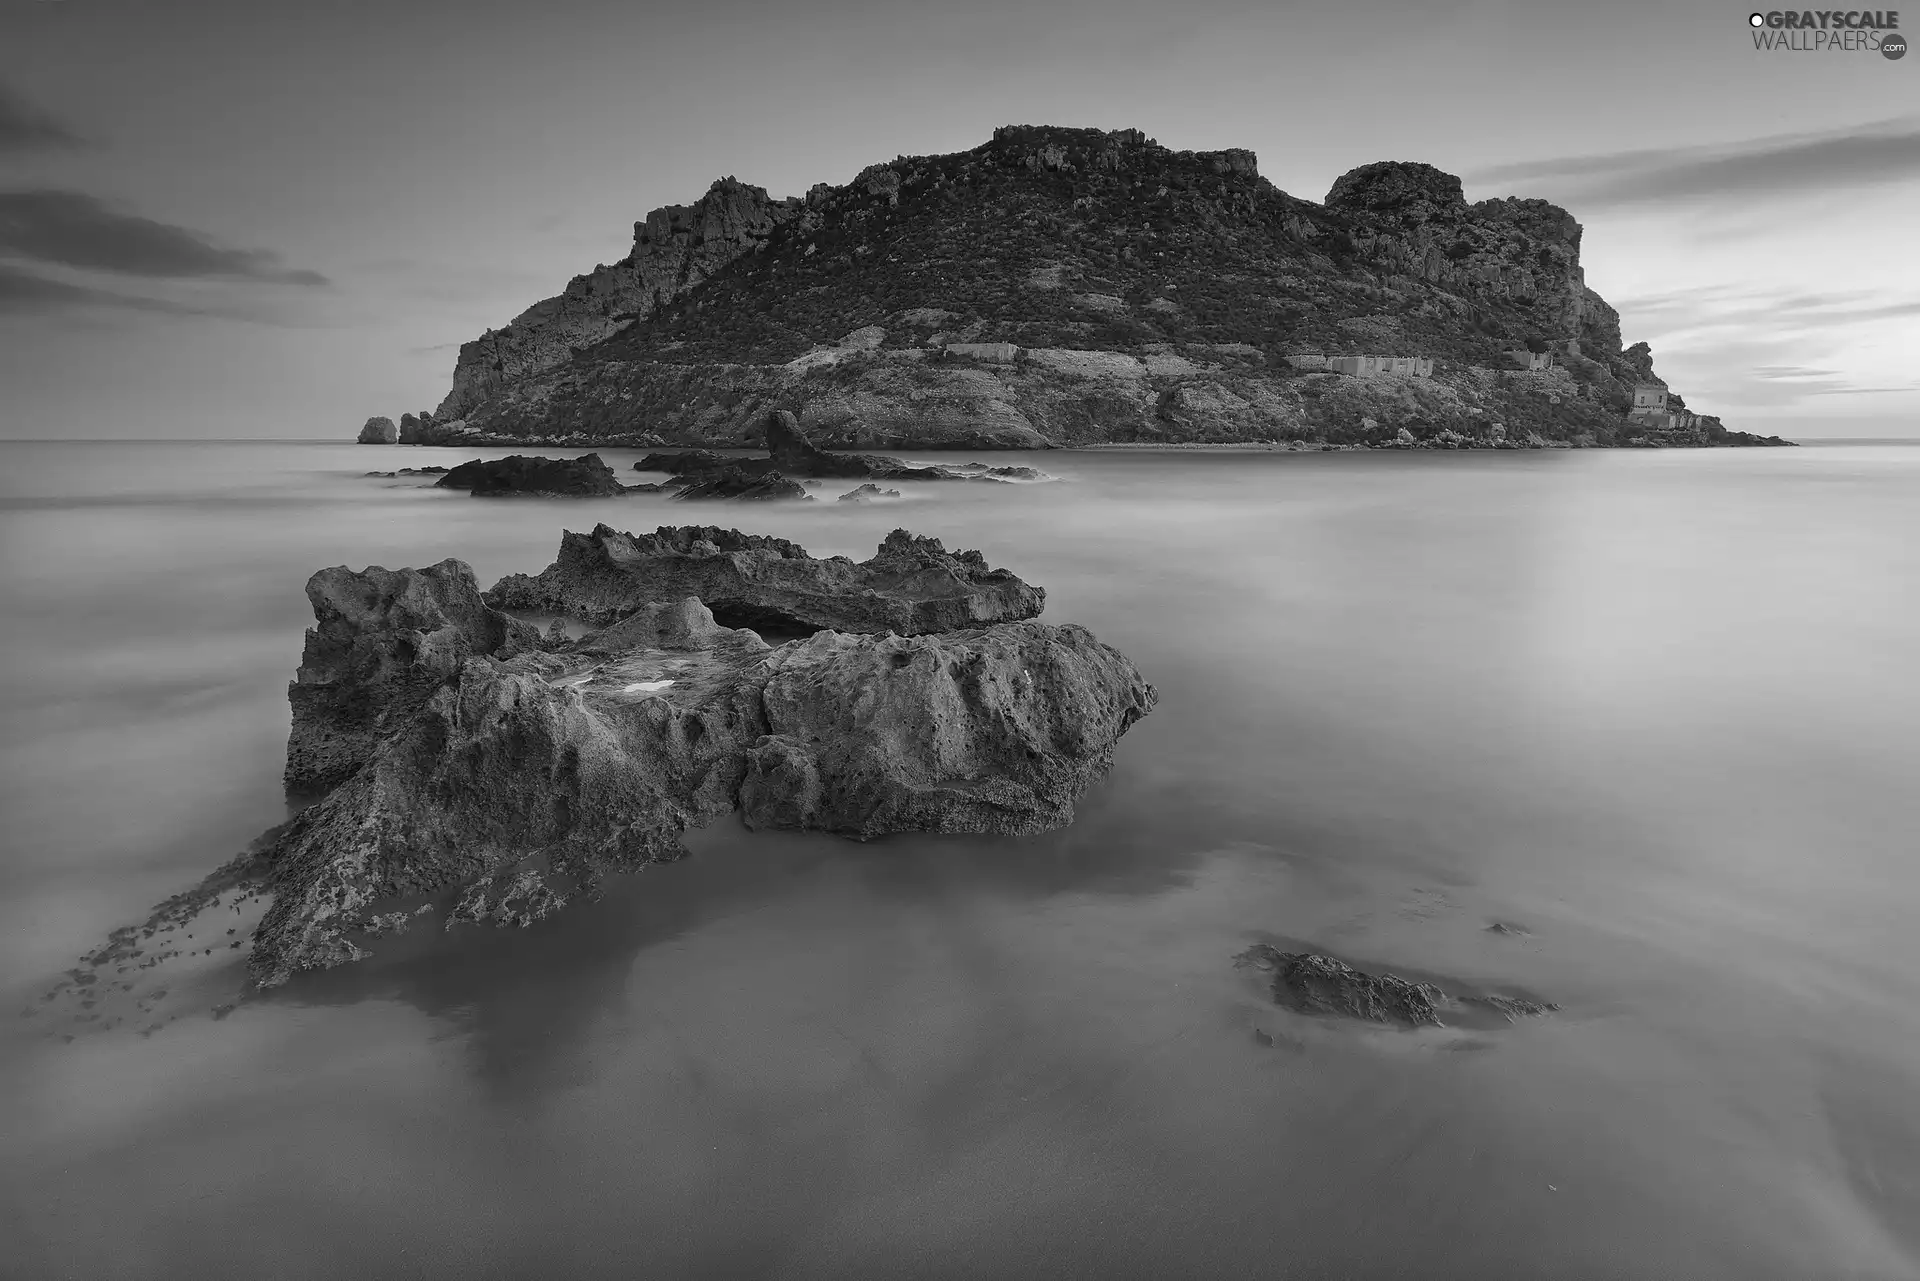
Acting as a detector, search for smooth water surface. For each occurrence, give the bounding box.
[3,440,1919,1279]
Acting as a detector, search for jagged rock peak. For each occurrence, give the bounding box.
[985,124,1258,179]
[631,175,800,253]
[1325,161,1468,217]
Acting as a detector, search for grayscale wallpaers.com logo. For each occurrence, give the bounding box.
[1747,9,1906,55]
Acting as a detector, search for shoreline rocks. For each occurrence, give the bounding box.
[484,524,1046,634]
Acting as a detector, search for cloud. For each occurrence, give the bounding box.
[1598,282,1920,408]
[0,264,248,318]
[0,83,83,153]
[0,190,327,285]
[1469,118,1920,207]
[1612,287,1920,335]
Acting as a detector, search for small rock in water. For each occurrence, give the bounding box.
[1236,947,1445,1028]
[672,466,812,502]
[1462,993,1559,1020]
[838,483,903,503]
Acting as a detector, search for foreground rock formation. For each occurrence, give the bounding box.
[485,524,1046,634]
[236,527,1152,986]
[285,561,541,793]
[376,125,1786,451]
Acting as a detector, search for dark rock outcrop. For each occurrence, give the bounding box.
[671,466,811,502]
[763,410,925,479]
[635,448,733,476]
[284,561,540,793]
[637,411,1055,485]
[245,562,1151,987]
[483,524,1046,634]
[398,412,442,445]
[434,453,628,497]
[357,416,397,444]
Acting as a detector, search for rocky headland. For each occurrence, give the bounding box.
[360,125,1788,452]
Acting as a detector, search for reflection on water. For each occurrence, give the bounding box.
[3,440,1920,1279]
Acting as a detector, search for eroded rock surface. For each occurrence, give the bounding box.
[284,560,541,793]
[484,524,1046,634]
[90,522,1148,993]
[435,453,630,497]
[738,622,1156,840]
[245,573,1150,986]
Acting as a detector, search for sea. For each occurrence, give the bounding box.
[2,438,1918,1280]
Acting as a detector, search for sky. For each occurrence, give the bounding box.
[0,0,1915,441]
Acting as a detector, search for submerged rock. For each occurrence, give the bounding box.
[284,560,541,793]
[1235,945,1559,1030]
[838,483,902,502]
[1462,993,1559,1020]
[357,416,398,445]
[245,572,1153,986]
[672,466,811,502]
[435,453,629,497]
[484,523,1046,634]
[1236,947,1445,1028]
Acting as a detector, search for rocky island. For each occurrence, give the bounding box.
[89,526,1150,991]
[359,125,1788,451]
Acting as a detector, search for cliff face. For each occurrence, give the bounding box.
[435,177,809,421]
[422,125,1782,449]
